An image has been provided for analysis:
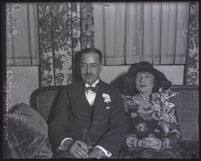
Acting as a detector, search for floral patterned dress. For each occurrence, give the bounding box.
[122,88,182,158]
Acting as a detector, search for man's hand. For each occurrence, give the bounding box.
[88,147,106,158]
[69,140,91,158]
[59,139,73,151]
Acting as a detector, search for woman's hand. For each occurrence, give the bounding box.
[162,138,171,149]
[138,137,162,150]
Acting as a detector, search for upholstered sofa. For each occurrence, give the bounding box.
[29,85,199,158]
[4,85,199,158]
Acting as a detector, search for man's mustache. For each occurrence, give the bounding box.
[84,73,94,77]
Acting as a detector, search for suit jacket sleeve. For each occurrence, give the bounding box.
[96,89,129,157]
[48,87,71,151]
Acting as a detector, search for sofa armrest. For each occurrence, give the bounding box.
[179,140,199,158]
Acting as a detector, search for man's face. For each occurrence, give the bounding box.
[80,52,102,85]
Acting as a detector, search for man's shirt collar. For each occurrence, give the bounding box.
[85,79,100,88]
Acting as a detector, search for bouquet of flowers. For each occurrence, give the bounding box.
[149,88,178,134]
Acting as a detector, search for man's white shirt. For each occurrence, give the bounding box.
[85,79,99,106]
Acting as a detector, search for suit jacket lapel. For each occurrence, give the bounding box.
[93,80,105,106]
[92,80,110,119]
[69,82,85,113]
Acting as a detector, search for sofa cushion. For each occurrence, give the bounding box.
[5,103,53,158]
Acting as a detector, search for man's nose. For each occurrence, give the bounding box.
[86,66,91,73]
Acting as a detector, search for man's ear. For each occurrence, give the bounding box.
[100,64,103,73]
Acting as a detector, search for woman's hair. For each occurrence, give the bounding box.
[127,64,168,94]
[111,72,137,96]
[113,63,170,96]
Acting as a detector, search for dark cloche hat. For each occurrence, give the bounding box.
[129,61,172,90]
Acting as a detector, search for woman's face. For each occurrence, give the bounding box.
[135,71,155,94]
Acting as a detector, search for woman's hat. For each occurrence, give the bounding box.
[128,61,172,90]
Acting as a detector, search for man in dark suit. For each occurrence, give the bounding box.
[48,48,128,158]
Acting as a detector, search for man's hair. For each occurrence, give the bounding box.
[80,48,103,64]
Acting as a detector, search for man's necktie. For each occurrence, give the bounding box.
[85,86,98,93]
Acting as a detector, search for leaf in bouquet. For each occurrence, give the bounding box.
[157,111,164,119]
[170,115,178,124]
[151,103,160,112]
[160,96,166,104]
[151,112,159,120]
[165,102,174,113]
[151,93,160,101]
[158,120,169,134]
[165,93,175,100]
[163,113,170,122]
[165,93,171,100]
[169,110,178,124]
[168,102,175,108]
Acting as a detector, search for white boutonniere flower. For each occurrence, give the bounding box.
[102,93,111,103]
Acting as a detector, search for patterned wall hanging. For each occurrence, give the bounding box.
[38,2,198,86]
[185,2,199,85]
[38,2,94,87]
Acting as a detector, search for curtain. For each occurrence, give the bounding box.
[185,2,199,85]
[94,2,189,65]
[38,3,94,86]
[6,3,39,66]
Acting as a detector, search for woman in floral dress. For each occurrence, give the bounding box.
[116,61,182,158]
